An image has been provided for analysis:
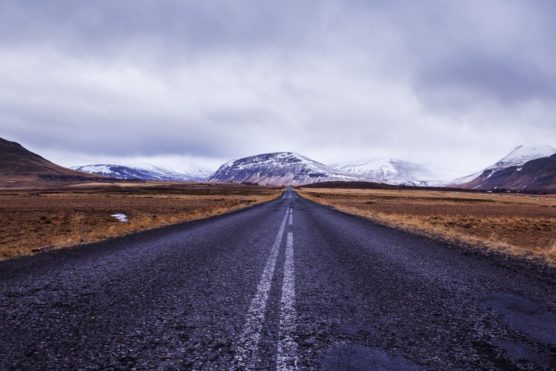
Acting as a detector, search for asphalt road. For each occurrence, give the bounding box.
[1,189,555,370]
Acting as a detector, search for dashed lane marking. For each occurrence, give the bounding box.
[288,209,293,226]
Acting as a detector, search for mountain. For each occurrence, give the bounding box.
[333,158,437,186]
[72,164,205,181]
[209,152,358,186]
[0,137,103,183]
[456,145,556,192]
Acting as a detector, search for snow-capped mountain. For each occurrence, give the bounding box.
[455,145,556,191]
[72,164,206,181]
[209,152,358,186]
[333,158,437,186]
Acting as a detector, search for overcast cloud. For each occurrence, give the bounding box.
[0,0,555,176]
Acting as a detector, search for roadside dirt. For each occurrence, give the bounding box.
[0,182,282,260]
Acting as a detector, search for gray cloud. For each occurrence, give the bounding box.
[0,0,554,176]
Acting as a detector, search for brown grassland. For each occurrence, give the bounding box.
[0,182,282,260]
[298,187,556,266]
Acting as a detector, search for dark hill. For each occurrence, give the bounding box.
[0,138,108,183]
[460,154,556,192]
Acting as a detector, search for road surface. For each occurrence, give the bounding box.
[1,189,555,370]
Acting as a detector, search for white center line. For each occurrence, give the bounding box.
[233,208,290,369]
[277,231,298,370]
[288,209,293,226]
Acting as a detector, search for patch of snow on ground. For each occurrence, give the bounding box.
[111,213,128,222]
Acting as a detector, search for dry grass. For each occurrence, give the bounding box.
[299,188,556,266]
[0,182,282,260]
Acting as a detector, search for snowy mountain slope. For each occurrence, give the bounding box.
[135,163,213,180]
[485,145,556,171]
[333,158,437,185]
[209,152,358,186]
[72,164,206,181]
[455,145,556,191]
[449,171,483,187]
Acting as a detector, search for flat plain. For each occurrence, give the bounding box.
[0,182,282,260]
[298,187,556,265]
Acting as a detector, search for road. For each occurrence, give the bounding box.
[1,189,555,370]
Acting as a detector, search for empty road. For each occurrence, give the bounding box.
[1,189,555,370]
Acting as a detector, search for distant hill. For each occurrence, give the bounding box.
[0,138,106,183]
[209,152,358,186]
[332,158,440,186]
[456,145,556,192]
[72,164,206,181]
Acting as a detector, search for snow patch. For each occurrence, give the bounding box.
[111,213,128,222]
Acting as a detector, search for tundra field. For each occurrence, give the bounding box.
[298,187,556,265]
[0,182,282,260]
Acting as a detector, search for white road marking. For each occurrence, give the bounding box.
[288,209,293,226]
[277,232,298,370]
[234,208,289,369]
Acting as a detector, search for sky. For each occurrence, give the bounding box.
[0,0,555,177]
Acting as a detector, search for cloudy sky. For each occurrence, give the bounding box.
[0,0,555,177]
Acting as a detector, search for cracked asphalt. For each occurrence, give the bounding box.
[1,189,555,370]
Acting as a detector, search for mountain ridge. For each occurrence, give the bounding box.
[332,157,439,186]
[456,145,556,192]
[209,152,358,186]
[72,164,205,181]
[2,137,554,191]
